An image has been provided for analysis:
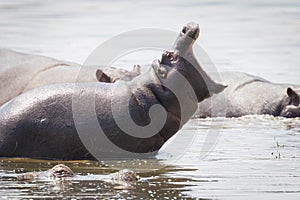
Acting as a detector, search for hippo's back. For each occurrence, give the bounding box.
[195,71,270,117]
[0,49,84,106]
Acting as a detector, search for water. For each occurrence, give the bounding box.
[0,0,300,199]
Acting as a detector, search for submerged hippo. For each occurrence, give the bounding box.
[0,49,140,106]
[15,164,75,180]
[2,164,138,185]
[196,71,300,118]
[0,22,226,160]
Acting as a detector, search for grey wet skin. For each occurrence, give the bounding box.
[16,164,74,180]
[98,67,300,119]
[0,22,225,160]
[196,71,300,118]
[0,49,140,106]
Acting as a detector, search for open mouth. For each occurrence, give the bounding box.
[165,51,177,61]
[152,51,177,69]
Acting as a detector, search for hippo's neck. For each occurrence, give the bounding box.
[127,67,196,142]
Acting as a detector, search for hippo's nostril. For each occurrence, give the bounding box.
[182,26,187,34]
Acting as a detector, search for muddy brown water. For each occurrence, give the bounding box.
[0,0,300,199]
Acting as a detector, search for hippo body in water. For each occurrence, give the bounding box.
[0,22,226,160]
[95,68,300,118]
[0,49,140,106]
[19,164,138,183]
[195,71,300,118]
[1,164,139,185]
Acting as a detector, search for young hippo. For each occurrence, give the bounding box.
[0,22,226,160]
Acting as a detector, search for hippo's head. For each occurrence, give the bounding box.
[280,87,300,118]
[147,22,227,131]
[50,164,74,178]
[109,169,139,183]
[153,22,226,103]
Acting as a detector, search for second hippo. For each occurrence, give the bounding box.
[0,49,140,106]
[196,71,300,118]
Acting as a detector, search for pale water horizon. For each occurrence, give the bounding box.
[0,0,299,199]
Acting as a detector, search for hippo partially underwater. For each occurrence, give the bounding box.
[195,71,300,118]
[1,164,139,185]
[100,70,300,118]
[0,22,226,160]
[0,49,140,106]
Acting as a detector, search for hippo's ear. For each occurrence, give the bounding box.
[96,69,111,83]
[287,87,299,105]
[133,64,141,75]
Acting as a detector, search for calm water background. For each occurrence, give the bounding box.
[0,0,300,199]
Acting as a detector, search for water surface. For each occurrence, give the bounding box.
[0,0,300,199]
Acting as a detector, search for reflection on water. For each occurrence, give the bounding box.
[0,0,300,199]
[1,116,300,199]
[0,159,197,199]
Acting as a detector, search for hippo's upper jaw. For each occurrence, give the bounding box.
[170,22,227,102]
[181,22,200,40]
[173,22,200,57]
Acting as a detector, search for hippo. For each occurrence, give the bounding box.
[104,70,300,118]
[0,49,140,106]
[15,164,75,180]
[195,71,300,118]
[0,22,226,160]
[1,164,139,185]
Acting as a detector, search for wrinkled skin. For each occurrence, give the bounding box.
[15,164,139,185]
[0,49,140,106]
[196,71,300,118]
[0,22,225,160]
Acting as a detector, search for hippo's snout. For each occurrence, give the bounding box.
[181,22,200,40]
[50,164,74,178]
[173,22,200,55]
